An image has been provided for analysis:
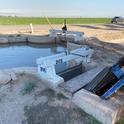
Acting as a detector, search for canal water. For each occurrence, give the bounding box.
[0,43,66,69]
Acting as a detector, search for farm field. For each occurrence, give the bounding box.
[0,17,111,25]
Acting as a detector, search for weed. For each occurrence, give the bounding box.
[117,117,124,124]
[21,81,36,95]
[40,89,55,98]
[90,117,101,124]
[57,93,68,100]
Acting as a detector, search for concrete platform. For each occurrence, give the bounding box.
[60,67,104,94]
[72,87,124,124]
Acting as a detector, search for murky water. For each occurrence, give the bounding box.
[0,43,65,69]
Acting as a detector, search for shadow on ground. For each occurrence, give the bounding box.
[72,24,124,31]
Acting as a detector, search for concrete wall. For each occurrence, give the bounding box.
[0,35,56,44]
[72,89,124,124]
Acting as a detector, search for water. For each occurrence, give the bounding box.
[0,43,66,69]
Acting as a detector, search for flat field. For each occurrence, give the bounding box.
[0,17,111,25]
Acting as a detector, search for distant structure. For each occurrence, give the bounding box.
[62,19,67,32]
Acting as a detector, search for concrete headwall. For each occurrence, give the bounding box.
[72,89,124,124]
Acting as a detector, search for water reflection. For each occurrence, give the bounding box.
[0,43,65,69]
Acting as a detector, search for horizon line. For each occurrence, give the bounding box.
[0,15,113,18]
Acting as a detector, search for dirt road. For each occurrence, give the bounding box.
[0,23,124,42]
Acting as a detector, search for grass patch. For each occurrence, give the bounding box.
[90,118,101,124]
[24,103,101,124]
[0,17,111,25]
[117,117,124,124]
[57,93,68,100]
[40,89,55,98]
[21,81,36,95]
[40,89,68,100]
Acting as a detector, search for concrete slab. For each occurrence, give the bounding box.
[8,36,27,43]
[59,67,104,95]
[28,36,55,44]
[0,38,8,44]
[72,89,124,124]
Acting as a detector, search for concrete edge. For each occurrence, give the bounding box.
[72,89,124,124]
[0,35,56,44]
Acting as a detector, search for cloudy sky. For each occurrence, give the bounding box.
[0,0,123,17]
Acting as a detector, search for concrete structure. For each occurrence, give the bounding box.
[72,89,124,124]
[67,42,82,51]
[0,35,56,44]
[0,29,85,44]
[28,36,55,44]
[60,67,104,94]
[58,66,124,124]
[8,36,27,43]
[36,46,93,90]
[49,29,85,42]
[0,38,8,44]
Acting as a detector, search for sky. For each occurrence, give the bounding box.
[0,0,124,17]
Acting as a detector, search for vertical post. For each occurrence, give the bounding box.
[30,23,34,33]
